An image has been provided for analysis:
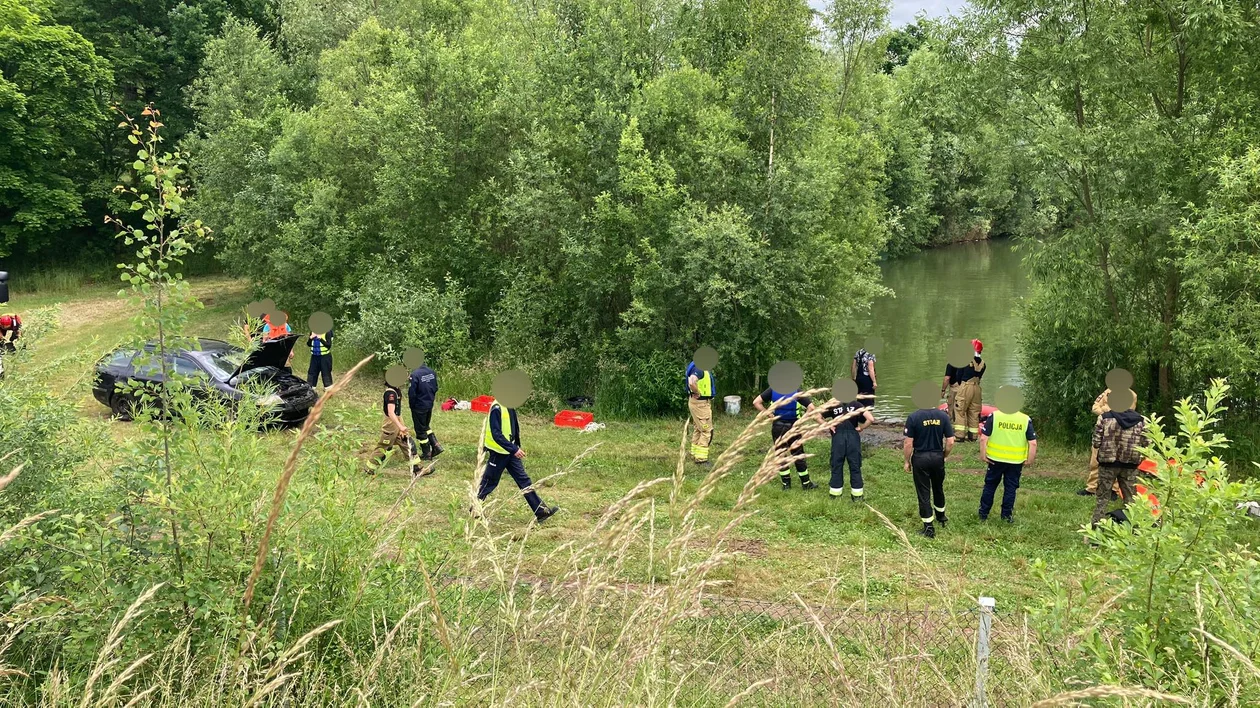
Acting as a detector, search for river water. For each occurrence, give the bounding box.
[844,239,1030,419]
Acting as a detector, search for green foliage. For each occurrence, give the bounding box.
[955,0,1260,437]
[340,267,471,367]
[0,0,111,256]
[1035,382,1260,702]
[189,0,890,407]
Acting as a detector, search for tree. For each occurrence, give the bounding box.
[0,0,111,256]
[948,0,1260,430]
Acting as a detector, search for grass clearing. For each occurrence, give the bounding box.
[7,277,1105,608]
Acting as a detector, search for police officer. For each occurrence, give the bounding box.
[408,356,444,461]
[305,314,334,390]
[903,380,956,538]
[820,379,875,501]
[978,386,1037,523]
[754,384,817,490]
[479,370,558,522]
[686,347,717,466]
[363,367,422,476]
[953,339,986,442]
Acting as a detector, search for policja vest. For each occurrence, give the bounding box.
[482,402,515,454]
[987,411,1031,464]
[770,389,804,422]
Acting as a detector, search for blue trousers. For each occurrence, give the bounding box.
[480,452,544,514]
[979,460,1023,519]
[829,429,863,497]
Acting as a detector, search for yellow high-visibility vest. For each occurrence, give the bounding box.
[482,402,514,454]
[695,370,713,398]
[987,411,1031,464]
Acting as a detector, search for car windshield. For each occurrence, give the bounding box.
[195,349,248,381]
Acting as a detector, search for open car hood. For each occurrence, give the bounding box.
[236,334,298,376]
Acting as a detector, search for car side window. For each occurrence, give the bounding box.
[106,350,137,369]
[172,357,203,377]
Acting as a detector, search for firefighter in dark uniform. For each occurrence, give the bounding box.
[820,381,875,501]
[903,382,956,538]
[408,363,444,461]
[480,396,559,522]
[754,386,817,490]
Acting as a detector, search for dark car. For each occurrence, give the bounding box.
[92,335,318,425]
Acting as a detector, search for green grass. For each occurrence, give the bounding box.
[10,276,1105,609]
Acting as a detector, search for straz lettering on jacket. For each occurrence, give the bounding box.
[921,419,941,427]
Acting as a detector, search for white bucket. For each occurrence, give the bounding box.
[723,395,741,415]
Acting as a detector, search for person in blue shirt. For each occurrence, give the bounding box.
[754,387,817,490]
[685,359,716,465]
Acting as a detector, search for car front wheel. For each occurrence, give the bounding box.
[110,394,136,421]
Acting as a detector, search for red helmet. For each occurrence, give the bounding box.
[0,315,13,328]
[972,339,983,354]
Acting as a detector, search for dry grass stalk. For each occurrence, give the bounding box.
[1196,629,1260,679]
[78,582,164,708]
[0,509,59,547]
[1030,684,1192,706]
[241,354,373,614]
[0,459,24,493]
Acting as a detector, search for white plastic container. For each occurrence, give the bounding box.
[723,395,741,415]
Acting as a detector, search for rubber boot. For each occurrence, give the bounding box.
[781,475,791,491]
[429,432,445,460]
[936,510,949,529]
[800,476,817,490]
[918,523,936,539]
[535,503,559,523]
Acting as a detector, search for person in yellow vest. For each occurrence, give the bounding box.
[686,347,718,466]
[478,370,559,522]
[953,339,986,441]
[977,386,1037,523]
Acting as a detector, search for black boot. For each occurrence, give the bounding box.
[800,477,817,490]
[918,523,936,539]
[781,476,791,491]
[535,503,559,522]
[428,433,445,460]
[936,510,948,528]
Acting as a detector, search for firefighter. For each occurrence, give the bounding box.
[978,386,1038,523]
[0,313,21,352]
[903,380,955,538]
[754,376,817,491]
[477,370,558,522]
[953,339,986,442]
[363,367,423,477]
[819,378,875,501]
[686,347,718,466]
[408,355,444,461]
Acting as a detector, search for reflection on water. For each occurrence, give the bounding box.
[842,239,1030,419]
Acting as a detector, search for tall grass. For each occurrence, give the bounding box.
[1,342,1258,705]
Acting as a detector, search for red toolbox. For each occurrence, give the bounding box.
[554,410,594,429]
[471,395,495,413]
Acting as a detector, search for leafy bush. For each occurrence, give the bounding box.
[1031,381,1260,704]
[340,267,471,367]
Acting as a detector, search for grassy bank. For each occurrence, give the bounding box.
[6,276,1106,608]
